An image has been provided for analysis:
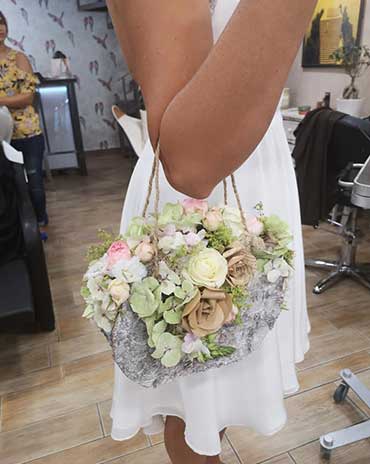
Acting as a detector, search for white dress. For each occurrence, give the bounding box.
[110,0,311,456]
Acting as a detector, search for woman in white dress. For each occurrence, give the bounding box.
[107,1,315,463]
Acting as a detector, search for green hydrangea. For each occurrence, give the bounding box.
[262,215,292,247]
[158,203,184,227]
[151,332,183,367]
[125,217,150,240]
[130,277,161,318]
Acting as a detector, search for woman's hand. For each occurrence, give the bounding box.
[108,0,317,198]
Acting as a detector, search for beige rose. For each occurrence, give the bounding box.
[223,242,257,287]
[108,279,130,306]
[182,288,233,337]
[135,241,155,263]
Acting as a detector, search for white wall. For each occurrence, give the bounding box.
[286,1,370,116]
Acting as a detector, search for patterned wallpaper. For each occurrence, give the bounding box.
[2,0,129,151]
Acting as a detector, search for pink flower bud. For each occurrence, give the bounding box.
[245,215,264,236]
[182,198,209,216]
[135,241,155,263]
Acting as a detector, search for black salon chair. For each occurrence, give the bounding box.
[305,116,370,293]
[0,144,55,332]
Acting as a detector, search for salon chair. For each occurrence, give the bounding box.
[305,116,370,294]
[320,155,370,459]
[0,143,55,332]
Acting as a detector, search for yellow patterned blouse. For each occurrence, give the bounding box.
[0,49,42,140]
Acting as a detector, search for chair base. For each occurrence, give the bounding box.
[306,259,370,294]
[320,369,370,460]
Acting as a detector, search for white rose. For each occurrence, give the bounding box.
[135,241,155,263]
[108,278,130,306]
[245,214,264,236]
[203,208,223,232]
[222,206,244,238]
[187,248,228,288]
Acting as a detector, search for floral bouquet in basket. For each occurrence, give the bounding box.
[81,197,293,371]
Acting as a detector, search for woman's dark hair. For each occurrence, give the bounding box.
[0,11,8,33]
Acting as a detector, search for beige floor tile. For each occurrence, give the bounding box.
[106,443,171,463]
[63,350,113,377]
[0,344,50,383]
[296,351,370,393]
[98,399,113,436]
[227,383,365,464]
[2,365,113,432]
[0,404,102,464]
[0,330,58,350]
[298,328,370,370]
[262,455,295,464]
[0,366,63,396]
[57,310,97,341]
[304,309,338,339]
[290,438,370,463]
[27,435,149,464]
[49,330,110,366]
[148,432,164,446]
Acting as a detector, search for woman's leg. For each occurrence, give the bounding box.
[164,416,207,464]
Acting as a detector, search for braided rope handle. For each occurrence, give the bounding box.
[142,140,249,238]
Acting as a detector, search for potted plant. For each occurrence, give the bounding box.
[330,44,370,117]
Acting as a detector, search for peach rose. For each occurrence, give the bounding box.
[223,242,257,287]
[182,288,233,337]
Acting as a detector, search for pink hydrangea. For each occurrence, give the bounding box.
[182,198,209,216]
[107,241,131,268]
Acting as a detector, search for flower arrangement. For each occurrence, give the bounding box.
[81,199,293,369]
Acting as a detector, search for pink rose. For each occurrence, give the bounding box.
[107,241,131,268]
[245,215,264,236]
[182,198,209,216]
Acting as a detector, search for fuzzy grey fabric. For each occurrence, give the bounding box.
[103,275,285,388]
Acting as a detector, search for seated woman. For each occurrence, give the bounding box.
[0,11,48,240]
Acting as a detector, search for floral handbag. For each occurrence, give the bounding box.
[81,142,294,388]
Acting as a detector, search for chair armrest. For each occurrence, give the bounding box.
[12,163,55,331]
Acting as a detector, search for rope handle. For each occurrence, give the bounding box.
[142,140,249,237]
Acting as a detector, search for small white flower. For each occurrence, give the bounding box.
[158,232,186,254]
[111,256,147,283]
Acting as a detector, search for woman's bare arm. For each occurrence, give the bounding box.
[0,53,35,108]
[107,0,317,198]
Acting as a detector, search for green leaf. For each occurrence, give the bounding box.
[164,308,183,325]
[152,320,168,345]
[82,304,95,319]
[161,280,176,296]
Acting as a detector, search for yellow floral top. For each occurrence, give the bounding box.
[0,49,42,140]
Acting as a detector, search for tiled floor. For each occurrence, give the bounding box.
[1,150,370,463]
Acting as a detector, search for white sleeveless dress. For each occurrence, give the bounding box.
[110,0,311,456]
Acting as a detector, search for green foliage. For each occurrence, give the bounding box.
[227,285,249,309]
[86,230,121,262]
[262,215,292,248]
[151,332,183,367]
[130,277,161,318]
[206,224,234,253]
